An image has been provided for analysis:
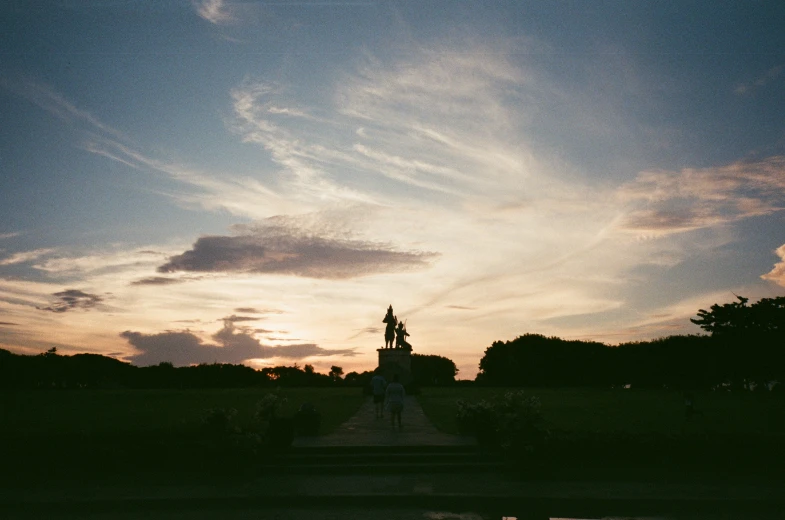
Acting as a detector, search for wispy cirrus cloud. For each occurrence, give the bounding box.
[230,81,379,206]
[33,248,166,276]
[83,135,295,219]
[616,156,785,235]
[735,64,783,95]
[1,80,255,220]
[192,0,235,25]
[0,248,56,266]
[228,48,533,205]
[0,78,126,140]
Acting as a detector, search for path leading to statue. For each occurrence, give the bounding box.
[293,396,475,447]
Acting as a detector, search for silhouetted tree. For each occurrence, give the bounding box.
[691,295,785,388]
[329,365,344,383]
[615,335,713,390]
[343,370,373,388]
[477,334,608,387]
[411,354,458,385]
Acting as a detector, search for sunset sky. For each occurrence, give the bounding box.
[1,1,784,378]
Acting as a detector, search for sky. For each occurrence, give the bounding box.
[1,1,784,378]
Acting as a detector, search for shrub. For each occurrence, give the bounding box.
[254,391,293,448]
[254,391,288,422]
[200,407,238,438]
[456,398,496,441]
[456,390,547,455]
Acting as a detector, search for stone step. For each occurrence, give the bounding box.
[285,444,478,455]
[258,460,504,474]
[281,452,488,464]
[261,445,505,474]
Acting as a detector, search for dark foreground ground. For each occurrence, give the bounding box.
[3,468,785,520]
[2,388,784,519]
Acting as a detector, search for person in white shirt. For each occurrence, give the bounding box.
[384,373,406,429]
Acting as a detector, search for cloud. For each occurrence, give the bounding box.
[761,244,785,288]
[227,45,540,208]
[617,156,785,235]
[37,289,103,313]
[230,80,378,206]
[122,329,250,366]
[192,0,234,25]
[0,83,265,227]
[123,322,356,366]
[83,135,294,219]
[0,248,56,266]
[158,216,438,279]
[1,78,125,140]
[735,64,783,95]
[0,322,19,326]
[234,307,264,314]
[347,326,379,340]
[130,276,187,286]
[33,248,166,276]
[0,232,21,240]
[221,314,259,323]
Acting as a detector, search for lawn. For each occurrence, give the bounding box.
[1,387,367,483]
[0,387,366,439]
[417,386,785,437]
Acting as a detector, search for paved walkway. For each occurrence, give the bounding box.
[293,396,475,447]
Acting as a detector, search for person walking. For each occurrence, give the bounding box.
[370,369,387,419]
[385,373,406,429]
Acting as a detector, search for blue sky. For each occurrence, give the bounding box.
[1,1,784,377]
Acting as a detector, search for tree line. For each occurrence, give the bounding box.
[477,295,784,391]
[0,348,457,390]
[2,295,779,391]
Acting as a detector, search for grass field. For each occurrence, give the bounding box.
[0,387,366,439]
[2,386,784,480]
[418,386,785,437]
[5,386,784,440]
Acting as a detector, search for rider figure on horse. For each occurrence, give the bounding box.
[382,305,397,349]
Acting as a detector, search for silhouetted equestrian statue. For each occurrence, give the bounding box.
[382,305,397,349]
[377,304,414,385]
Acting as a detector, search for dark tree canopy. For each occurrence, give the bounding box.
[0,349,346,390]
[329,365,344,382]
[690,295,785,389]
[691,295,785,336]
[411,354,458,385]
[476,296,784,390]
[477,334,608,387]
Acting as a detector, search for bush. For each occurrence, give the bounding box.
[456,390,547,455]
[254,391,288,422]
[200,407,238,438]
[456,398,496,442]
[294,402,321,436]
[254,391,293,448]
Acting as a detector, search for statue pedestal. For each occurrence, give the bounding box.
[377,348,413,386]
